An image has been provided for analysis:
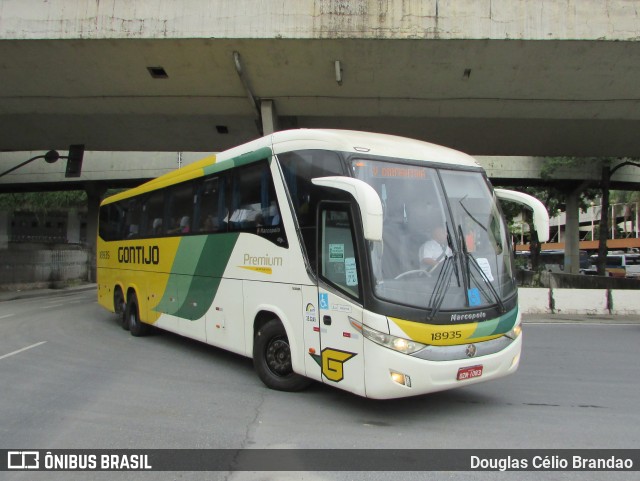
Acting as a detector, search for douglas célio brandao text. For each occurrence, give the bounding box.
[470,454,634,471]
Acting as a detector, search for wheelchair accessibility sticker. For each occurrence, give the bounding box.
[319,293,329,310]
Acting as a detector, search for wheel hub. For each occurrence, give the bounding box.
[265,338,292,376]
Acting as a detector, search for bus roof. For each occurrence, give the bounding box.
[102,129,480,205]
[268,129,480,168]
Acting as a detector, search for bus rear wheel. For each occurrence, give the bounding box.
[253,319,311,392]
[114,288,128,330]
[126,292,151,337]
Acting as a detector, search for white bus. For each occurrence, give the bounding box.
[97,129,548,399]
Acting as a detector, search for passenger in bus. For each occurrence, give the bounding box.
[201,215,217,232]
[179,216,190,233]
[168,216,190,234]
[419,223,452,268]
[152,218,163,235]
[127,224,139,238]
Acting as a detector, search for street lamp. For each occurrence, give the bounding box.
[0,145,84,179]
[0,150,60,178]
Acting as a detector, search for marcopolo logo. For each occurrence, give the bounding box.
[117,246,159,265]
[450,311,487,323]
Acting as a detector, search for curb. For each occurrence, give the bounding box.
[0,284,96,302]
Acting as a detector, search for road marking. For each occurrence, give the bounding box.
[0,314,14,320]
[40,303,65,309]
[525,321,636,326]
[0,341,47,361]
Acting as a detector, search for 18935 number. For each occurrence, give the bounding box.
[431,330,462,342]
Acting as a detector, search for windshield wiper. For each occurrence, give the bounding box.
[426,255,454,321]
[457,198,506,312]
[426,222,464,321]
[460,235,506,313]
[459,195,487,233]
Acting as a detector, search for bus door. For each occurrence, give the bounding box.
[316,203,366,397]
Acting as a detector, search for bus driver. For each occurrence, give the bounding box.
[419,223,452,268]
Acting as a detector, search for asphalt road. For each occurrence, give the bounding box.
[1,289,639,481]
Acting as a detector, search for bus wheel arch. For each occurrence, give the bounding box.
[125,288,151,337]
[252,314,311,392]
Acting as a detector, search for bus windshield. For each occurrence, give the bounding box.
[351,159,516,312]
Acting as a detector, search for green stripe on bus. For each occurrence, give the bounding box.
[203,147,273,176]
[469,306,518,339]
[493,306,518,335]
[155,233,239,320]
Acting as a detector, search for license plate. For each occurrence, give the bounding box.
[457,365,483,381]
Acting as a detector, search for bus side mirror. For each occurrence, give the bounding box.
[312,176,383,241]
[495,188,550,243]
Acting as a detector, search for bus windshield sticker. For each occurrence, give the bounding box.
[475,257,494,282]
[467,288,481,307]
[329,244,345,262]
[345,257,358,286]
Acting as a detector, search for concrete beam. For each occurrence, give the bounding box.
[260,100,280,136]
[2,151,640,193]
[2,0,639,41]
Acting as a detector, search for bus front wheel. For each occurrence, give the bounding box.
[253,319,311,392]
[126,292,151,337]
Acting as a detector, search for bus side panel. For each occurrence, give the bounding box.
[97,238,119,313]
[242,281,306,377]
[97,266,117,312]
[176,273,207,342]
[205,278,246,356]
[301,284,322,382]
[149,270,178,331]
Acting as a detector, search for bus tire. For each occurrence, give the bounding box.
[253,319,311,392]
[114,288,128,330]
[126,292,151,337]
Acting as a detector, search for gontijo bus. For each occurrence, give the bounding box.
[97,129,549,399]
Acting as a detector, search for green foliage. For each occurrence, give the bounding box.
[0,191,87,213]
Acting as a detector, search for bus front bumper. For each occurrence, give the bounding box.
[362,334,522,399]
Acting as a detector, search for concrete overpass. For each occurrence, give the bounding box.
[2,149,640,194]
[1,0,640,157]
[2,0,640,280]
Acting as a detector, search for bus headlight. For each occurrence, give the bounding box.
[362,324,426,354]
[505,323,522,340]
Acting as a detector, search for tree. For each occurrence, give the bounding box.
[0,191,87,213]
[597,160,640,275]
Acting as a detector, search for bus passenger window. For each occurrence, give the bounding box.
[229,161,285,238]
[197,176,227,233]
[167,181,195,236]
[140,190,165,236]
[279,150,346,271]
[124,198,141,239]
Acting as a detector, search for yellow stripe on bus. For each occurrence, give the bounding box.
[389,317,502,346]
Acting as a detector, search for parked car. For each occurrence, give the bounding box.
[587,253,640,278]
[515,250,592,273]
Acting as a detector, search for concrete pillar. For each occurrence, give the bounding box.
[260,99,279,135]
[85,182,106,282]
[564,188,580,275]
[0,211,8,250]
[67,208,80,244]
